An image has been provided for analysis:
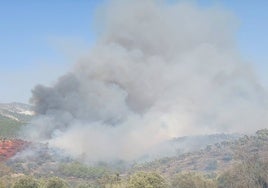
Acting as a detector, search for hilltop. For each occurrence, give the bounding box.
[0,103,34,122]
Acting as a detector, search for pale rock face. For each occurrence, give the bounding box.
[0,103,34,122]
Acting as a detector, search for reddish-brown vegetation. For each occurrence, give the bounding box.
[0,139,29,161]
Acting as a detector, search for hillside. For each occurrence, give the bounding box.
[0,103,34,122]
[0,103,266,187]
[0,103,34,137]
[0,129,267,187]
[133,129,268,177]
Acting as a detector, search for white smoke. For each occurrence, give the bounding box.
[26,0,268,161]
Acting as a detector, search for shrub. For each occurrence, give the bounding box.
[42,177,69,188]
[59,162,106,179]
[127,171,168,188]
[217,162,268,188]
[12,176,39,188]
[171,172,216,188]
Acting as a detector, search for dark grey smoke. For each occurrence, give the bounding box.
[26,0,268,161]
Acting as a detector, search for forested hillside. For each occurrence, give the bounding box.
[0,103,33,137]
[0,129,267,187]
[0,103,267,187]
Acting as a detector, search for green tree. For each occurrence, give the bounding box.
[12,176,39,188]
[0,181,5,188]
[59,162,106,179]
[171,172,216,188]
[218,143,268,188]
[126,171,168,188]
[76,184,92,188]
[42,177,69,188]
[0,163,12,177]
[217,162,268,188]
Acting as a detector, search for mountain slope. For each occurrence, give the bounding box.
[0,103,34,137]
[134,129,268,177]
[0,102,34,122]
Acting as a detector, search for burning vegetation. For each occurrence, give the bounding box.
[0,138,29,162]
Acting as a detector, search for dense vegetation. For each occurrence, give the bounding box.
[0,111,267,188]
[59,162,108,179]
[0,115,23,137]
[0,103,32,137]
[1,159,268,188]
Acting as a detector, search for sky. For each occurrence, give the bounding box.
[0,0,267,104]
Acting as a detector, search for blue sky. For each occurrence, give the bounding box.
[0,0,267,103]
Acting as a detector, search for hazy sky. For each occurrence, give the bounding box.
[0,0,267,103]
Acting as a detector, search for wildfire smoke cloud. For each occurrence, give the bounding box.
[26,0,268,161]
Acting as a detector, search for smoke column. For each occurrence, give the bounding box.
[26,0,268,161]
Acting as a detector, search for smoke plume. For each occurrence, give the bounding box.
[26,0,268,161]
